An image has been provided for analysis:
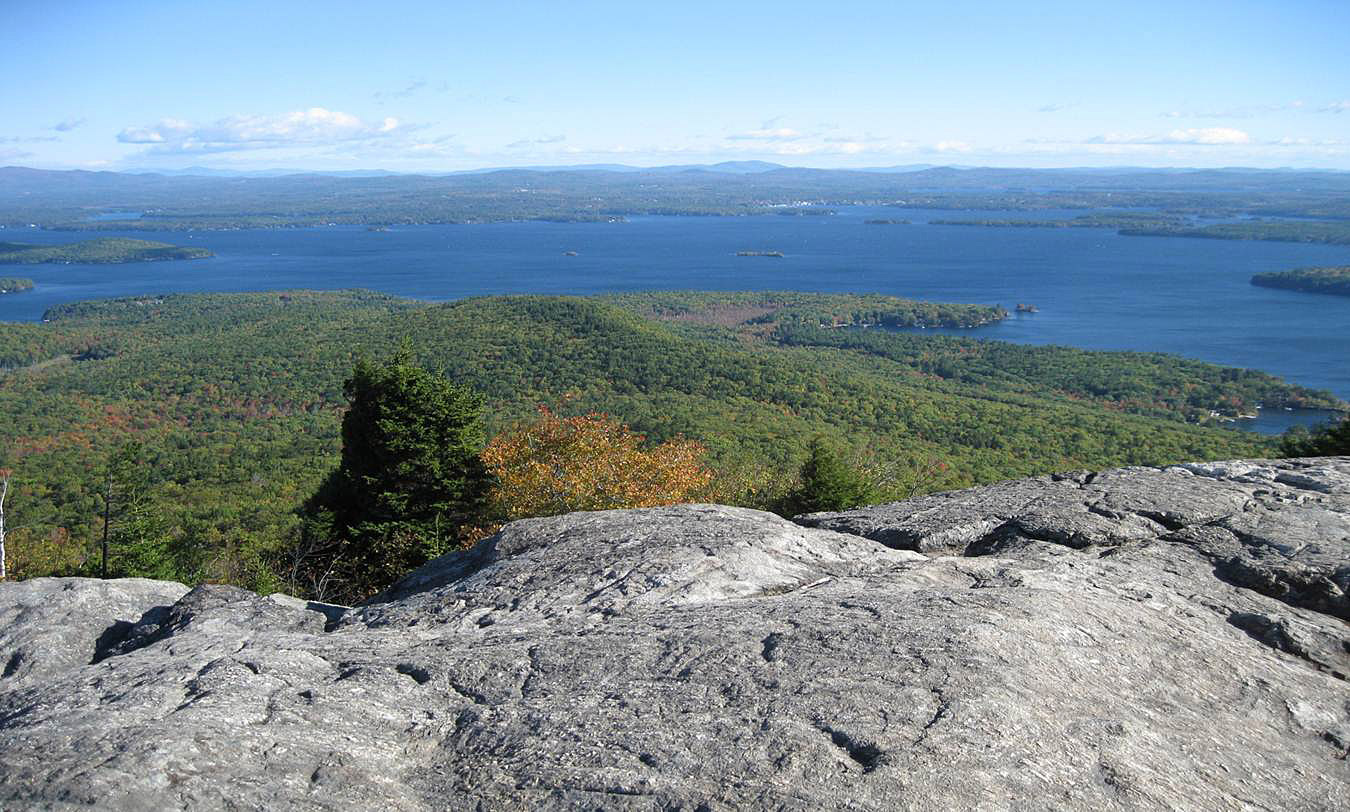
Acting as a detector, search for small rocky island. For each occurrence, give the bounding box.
[0,277,34,294]
[0,237,212,265]
[1251,265,1350,297]
[737,250,785,257]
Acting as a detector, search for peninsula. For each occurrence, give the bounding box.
[0,277,34,294]
[1251,265,1350,297]
[930,215,1350,246]
[1119,220,1350,246]
[0,238,212,265]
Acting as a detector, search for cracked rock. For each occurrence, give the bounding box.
[1,459,1348,810]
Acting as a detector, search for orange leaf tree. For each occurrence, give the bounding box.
[481,406,713,521]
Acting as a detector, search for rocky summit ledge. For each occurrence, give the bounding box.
[1,458,1347,810]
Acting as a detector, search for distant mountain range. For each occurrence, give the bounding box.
[8,162,1346,181]
[3,162,1347,232]
[114,161,805,178]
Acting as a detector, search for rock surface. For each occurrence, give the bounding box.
[1,458,1348,810]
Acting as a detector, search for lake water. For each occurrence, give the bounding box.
[2,206,1347,432]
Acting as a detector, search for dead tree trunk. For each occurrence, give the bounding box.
[101,471,111,580]
[0,471,10,581]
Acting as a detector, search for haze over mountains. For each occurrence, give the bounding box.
[5,164,1350,223]
[10,162,1349,181]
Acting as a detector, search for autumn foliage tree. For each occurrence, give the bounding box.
[481,407,713,522]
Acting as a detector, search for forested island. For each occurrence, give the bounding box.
[1251,266,1350,296]
[931,214,1350,245]
[1118,220,1350,245]
[0,277,34,293]
[0,237,212,264]
[931,213,1185,230]
[0,289,1340,592]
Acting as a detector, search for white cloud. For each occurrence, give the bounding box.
[53,118,86,132]
[505,134,566,149]
[0,148,34,161]
[406,134,461,157]
[551,136,908,162]
[1165,127,1251,145]
[1162,108,1254,120]
[1086,127,1251,145]
[1322,100,1350,113]
[731,138,908,157]
[726,127,804,141]
[118,119,190,144]
[1270,136,1347,147]
[1036,104,1072,113]
[823,133,888,144]
[1162,101,1309,119]
[932,140,972,153]
[117,108,402,154]
[1087,131,1151,144]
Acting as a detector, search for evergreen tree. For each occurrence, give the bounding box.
[299,343,493,602]
[779,436,876,516]
[96,441,166,579]
[1281,416,1350,457]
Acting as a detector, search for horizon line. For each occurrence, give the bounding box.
[5,162,1350,177]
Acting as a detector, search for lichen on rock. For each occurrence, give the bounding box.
[1,457,1347,810]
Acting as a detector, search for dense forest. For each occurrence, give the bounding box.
[0,237,212,264]
[1251,265,1350,296]
[0,289,1338,594]
[932,215,1350,245]
[931,213,1188,230]
[1118,220,1350,245]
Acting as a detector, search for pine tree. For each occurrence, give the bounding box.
[1281,415,1350,457]
[299,343,493,602]
[779,436,876,516]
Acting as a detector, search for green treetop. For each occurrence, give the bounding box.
[299,342,493,602]
[779,436,877,516]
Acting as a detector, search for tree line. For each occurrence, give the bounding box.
[0,290,1330,598]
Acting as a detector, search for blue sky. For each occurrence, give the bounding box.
[4,0,1348,171]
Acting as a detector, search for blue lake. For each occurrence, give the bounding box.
[2,206,1347,431]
